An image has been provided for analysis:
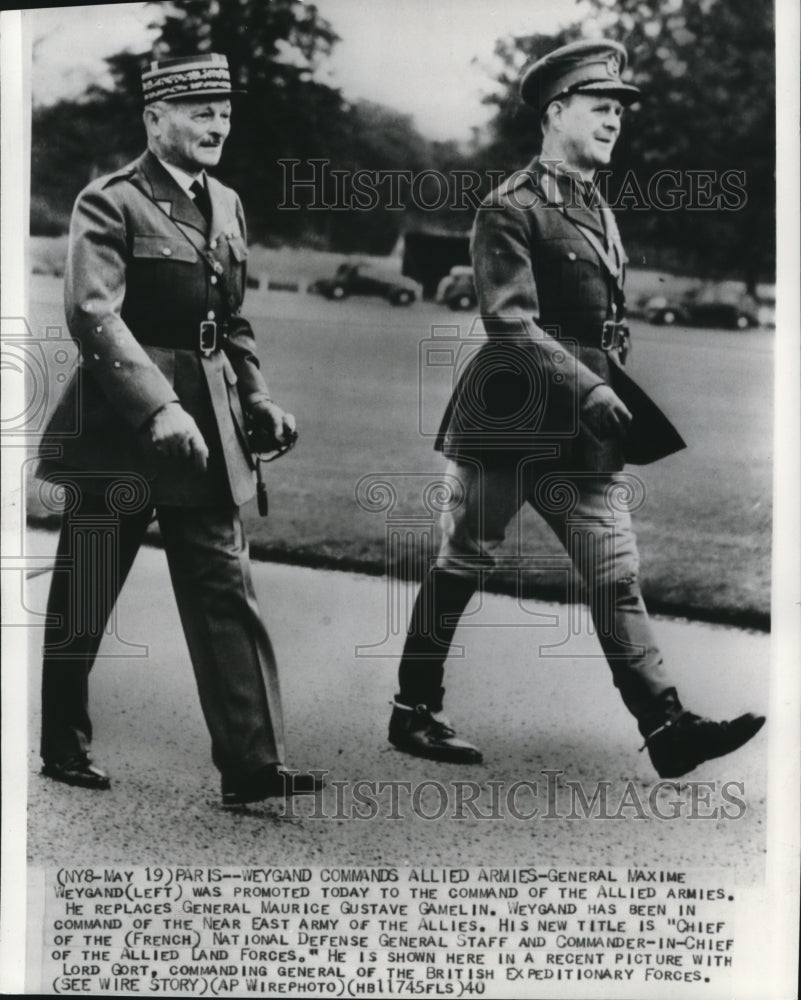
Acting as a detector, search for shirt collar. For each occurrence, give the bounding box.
[156,156,205,195]
[539,158,600,209]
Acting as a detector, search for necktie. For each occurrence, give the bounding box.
[190,178,212,229]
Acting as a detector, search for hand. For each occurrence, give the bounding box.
[147,401,209,472]
[247,398,298,454]
[580,384,632,440]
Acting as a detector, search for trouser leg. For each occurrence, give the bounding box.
[589,572,678,721]
[396,568,479,710]
[530,471,673,722]
[41,490,152,763]
[590,577,677,727]
[156,505,285,776]
[396,460,520,708]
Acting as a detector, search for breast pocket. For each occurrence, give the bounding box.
[132,235,198,264]
[127,235,201,319]
[536,236,607,315]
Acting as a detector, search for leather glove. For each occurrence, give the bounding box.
[246,397,298,455]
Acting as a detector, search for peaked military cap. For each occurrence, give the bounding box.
[520,39,640,113]
[141,53,245,104]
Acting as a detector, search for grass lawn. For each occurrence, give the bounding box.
[22,266,772,628]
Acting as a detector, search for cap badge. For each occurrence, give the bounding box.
[606,53,621,77]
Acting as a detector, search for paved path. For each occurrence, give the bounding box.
[23,530,768,879]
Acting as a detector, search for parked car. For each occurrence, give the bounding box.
[314,261,418,305]
[642,294,760,330]
[436,265,477,311]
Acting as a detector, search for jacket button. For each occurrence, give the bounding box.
[210,275,218,285]
[214,262,223,274]
[207,310,216,320]
[567,251,577,261]
[162,247,172,256]
[209,239,217,249]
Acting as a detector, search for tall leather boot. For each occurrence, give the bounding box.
[389,568,482,764]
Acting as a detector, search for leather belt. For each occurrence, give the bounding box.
[557,320,630,352]
[137,320,230,355]
[600,319,629,352]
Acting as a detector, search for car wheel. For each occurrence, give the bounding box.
[735,314,750,329]
[391,289,414,306]
[330,284,347,300]
[449,293,476,311]
[660,310,677,325]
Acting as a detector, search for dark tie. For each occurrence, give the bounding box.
[190,178,212,230]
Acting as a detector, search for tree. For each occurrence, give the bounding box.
[31,52,152,231]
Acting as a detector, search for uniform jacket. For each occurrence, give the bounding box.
[436,157,685,470]
[38,150,268,506]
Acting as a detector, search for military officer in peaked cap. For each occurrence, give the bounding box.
[38,53,323,806]
[388,40,765,777]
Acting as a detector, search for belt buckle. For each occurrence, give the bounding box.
[199,320,217,356]
[601,320,618,351]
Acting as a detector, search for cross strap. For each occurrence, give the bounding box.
[561,204,628,321]
[568,213,625,290]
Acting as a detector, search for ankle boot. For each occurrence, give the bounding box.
[639,689,765,778]
[389,696,483,764]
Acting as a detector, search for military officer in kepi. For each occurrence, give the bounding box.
[38,53,322,806]
[388,40,765,778]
